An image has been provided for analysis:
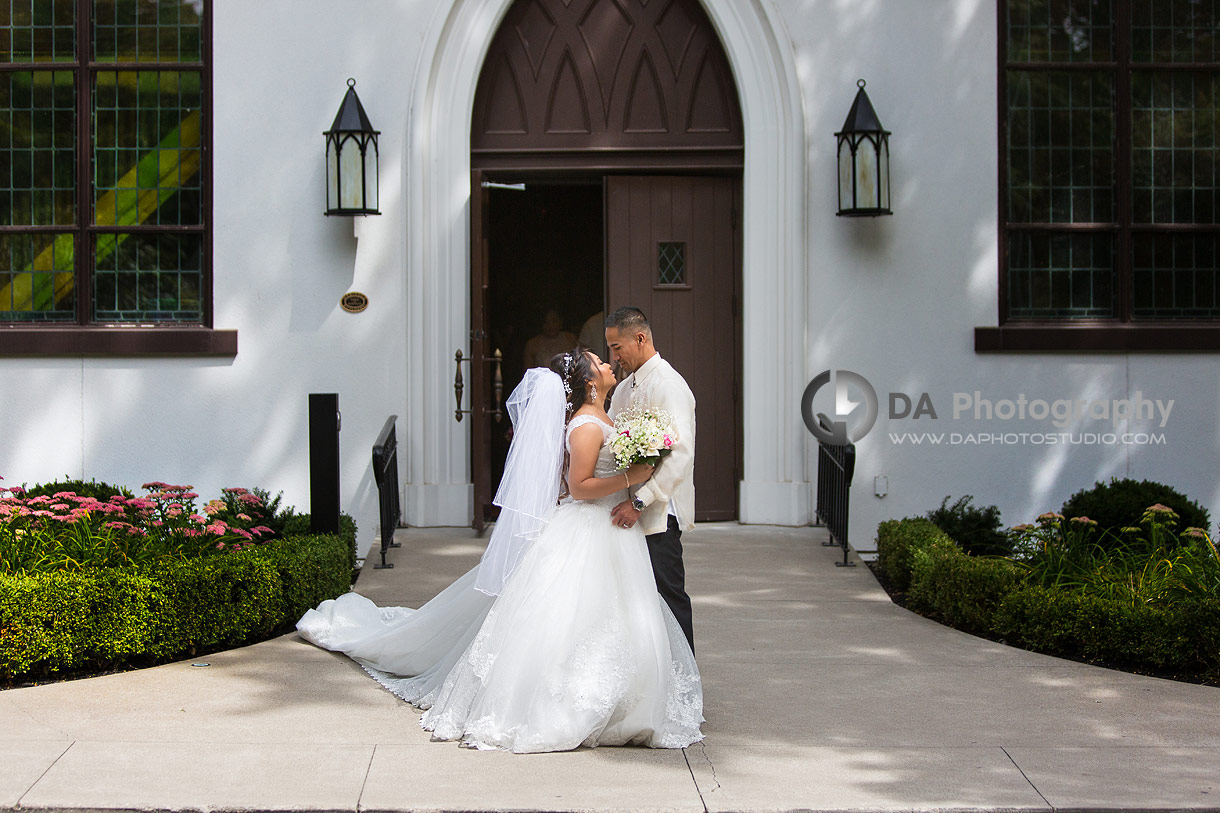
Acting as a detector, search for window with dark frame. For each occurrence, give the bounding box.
[0,0,224,354]
[657,241,686,286]
[987,0,1220,350]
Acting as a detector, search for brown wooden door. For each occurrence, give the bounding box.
[605,175,740,521]
[470,170,494,531]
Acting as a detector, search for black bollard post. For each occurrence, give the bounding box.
[309,393,341,535]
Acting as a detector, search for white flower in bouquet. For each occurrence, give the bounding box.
[610,406,678,470]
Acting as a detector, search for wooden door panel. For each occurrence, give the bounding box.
[470,170,493,531]
[605,175,740,522]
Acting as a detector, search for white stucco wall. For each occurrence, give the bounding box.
[2,0,1217,558]
[784,0,1220,544]
[1,1,432,556]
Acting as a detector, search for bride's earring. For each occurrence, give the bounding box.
[589,384,598,403]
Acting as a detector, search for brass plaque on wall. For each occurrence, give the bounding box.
[340,292,369,313]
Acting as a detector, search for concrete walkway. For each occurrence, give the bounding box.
[2,524,1218,812]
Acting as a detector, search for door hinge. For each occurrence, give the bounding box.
[470,328,486,341]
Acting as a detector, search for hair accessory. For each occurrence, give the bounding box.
[560,353,574,397]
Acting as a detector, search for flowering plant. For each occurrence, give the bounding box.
[0,477,286,575]
[610,406,677,470]
[1005,503,1220,605]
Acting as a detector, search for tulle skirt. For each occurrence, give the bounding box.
[296,499,703,753]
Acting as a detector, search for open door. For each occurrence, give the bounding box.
[468,169,501,531]
[605,175,741,521]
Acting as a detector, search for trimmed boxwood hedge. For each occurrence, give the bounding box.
[0,529,354,682]
[875,517,949,593]
[876,517,1220,682]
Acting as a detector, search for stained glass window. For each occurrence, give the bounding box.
[0,0,207,326]
[1002,0,1219,324]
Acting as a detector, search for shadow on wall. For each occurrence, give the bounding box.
[792,0,1213,531]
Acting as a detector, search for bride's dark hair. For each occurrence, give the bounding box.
[548,347,595,421]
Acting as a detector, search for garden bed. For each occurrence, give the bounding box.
[1,479,356,686]
[872,516,1220,687]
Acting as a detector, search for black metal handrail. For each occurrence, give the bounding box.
[814,412,856,567]
[371,415,403,569]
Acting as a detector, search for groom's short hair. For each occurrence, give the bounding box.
[605,306,651,337]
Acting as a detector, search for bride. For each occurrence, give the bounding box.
[296,349,703,753]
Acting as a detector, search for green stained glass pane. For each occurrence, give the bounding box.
[0,231,75,320]
[1007,231,1115,318]
[1131,71,1219,225]
[1008,0,1114,62]
[0,0,76,63]
[93,232,201,322]
[1133,233,1220,318]
[93,70,204,226]
[0,70,76,226]
[93,0,205,63]
[1007,71,1114,223]
[1132,0,1219,62]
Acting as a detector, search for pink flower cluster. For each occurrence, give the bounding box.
[1,477,280,552]
[1,490,129,525]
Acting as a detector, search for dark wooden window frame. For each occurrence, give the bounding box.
[0,0,234,357]
[977,0,1220,353]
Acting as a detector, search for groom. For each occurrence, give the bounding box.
[605,306,696,652]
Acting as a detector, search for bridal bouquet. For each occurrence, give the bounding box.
[610,406,677,469]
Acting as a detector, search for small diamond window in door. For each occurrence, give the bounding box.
[657,241,686,285]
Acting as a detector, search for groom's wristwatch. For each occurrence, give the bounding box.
[631,497,645,512]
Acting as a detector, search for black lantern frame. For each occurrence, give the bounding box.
[835,79,892,217]
[325,78,380,216]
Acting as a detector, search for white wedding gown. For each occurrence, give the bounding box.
[296,415,703,753]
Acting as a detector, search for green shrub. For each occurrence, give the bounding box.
[877,516,1220,682]
[926,495,1011,556]
[1061,478,1210,543]
[906,540,1023,634]
[1009,510,1220,605]
[876,517,952,593]
[995,586,1220,676]
[21,478,133,501]
[0,532,353,682]
[282,513,358,574]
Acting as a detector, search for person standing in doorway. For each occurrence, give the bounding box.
[605,306,696,652]
[523,308,577,369]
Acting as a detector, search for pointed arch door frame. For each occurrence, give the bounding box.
[403,0,811,527]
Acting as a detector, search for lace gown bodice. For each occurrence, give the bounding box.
[564,414,626,509]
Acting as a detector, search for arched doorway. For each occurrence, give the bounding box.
[402,0,809,529]
[465,0,743,528]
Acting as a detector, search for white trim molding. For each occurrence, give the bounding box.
[404,0,810,526]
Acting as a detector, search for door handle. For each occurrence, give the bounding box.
[453,348,504,423]
[454,349,468,422]
[489,348,503,423]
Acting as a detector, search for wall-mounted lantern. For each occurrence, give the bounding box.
[324,78,380,216]
[835,79,891,217]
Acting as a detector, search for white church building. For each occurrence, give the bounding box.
[2,0,1217,556]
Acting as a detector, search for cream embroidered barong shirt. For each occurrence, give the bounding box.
[608,353,696,536]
